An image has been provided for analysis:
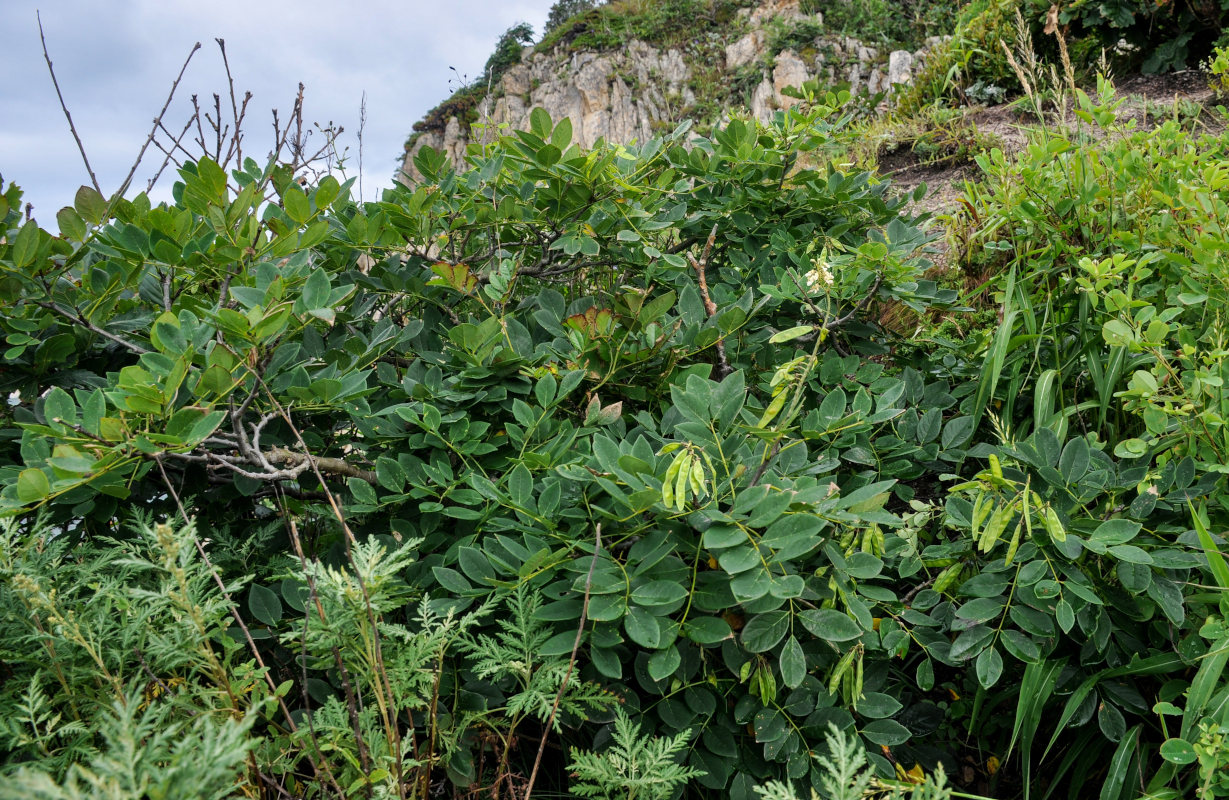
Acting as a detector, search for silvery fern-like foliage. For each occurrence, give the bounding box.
[292,535,423,683]
[3,688,255,800]
[568,707,703,800]
[462,585,614,729]
[0,676,92,777]
[0,516,251,783]
[754,781,806,800]
[753,726,955,800]
[814,724,874,800]
[300,535,421,620]
[380,595,492,713]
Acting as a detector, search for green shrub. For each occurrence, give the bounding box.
[546,0,603,37]
[0,98,967,797]
[895,0,1021,113]
[813,0,965,50]
[1206,44,1229,100]
[483,23,535,87]
[945,73,1229,798]
[1029,0,1226,74]
[0,517,265,794]
[537,0,758,55]
[5,41,1229,800]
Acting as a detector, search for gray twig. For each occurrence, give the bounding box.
[524,523,603,800]
[35,301,149,354]
[37,12,101,194]
[686,223,732,378]
[116,41,202,200]
[824,273,884,330]
[147,114,196,193]
[150,455,347,800]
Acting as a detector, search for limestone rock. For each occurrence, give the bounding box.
[749,0,803,26]
[398,0,936,184]
[500,65,531,97]
[750,77,776,122]
[773,50,810,109]
[726,30,765,69]
[888,50,914,87]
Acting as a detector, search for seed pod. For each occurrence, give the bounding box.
[758,391,789,428]
[1042,506,1067,543]
[688,456,705,501]
[662,451,683,509]
[853,647,864,705]
[757,665,777,704]
[863,525,884,555]
[1003,522,1022,566]
[980,504,1011,553]
[970,492,985,542]
[933,562,963,595]
[972,491,994,530]
[673,451,693,511]
[829,646,858,698]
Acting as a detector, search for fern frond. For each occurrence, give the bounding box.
[568,707,703,800]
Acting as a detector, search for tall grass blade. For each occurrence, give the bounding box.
[1097,725,1140,800]
[1191,502,1229,590]
[1008,657,1063,800]
[1034,368,1057,432]
[971,266,1019,436]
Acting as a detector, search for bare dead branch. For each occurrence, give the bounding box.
[147,114,198,193]
[270,83,305,168]
[214,39,246,168]
[266,447,377,484]
[35,301,149,354]
[161,271,172,312]
[193,95,208,154]
[524,523,602,800]
[196,451,311,482]
[204,94,226,161]
[37,12,101,194]
[686,223,732,378]
[824,272,884,330]
[749,440,783,488]
[116,41,202,200]
[358,91,367,203]
[788,272,887,345]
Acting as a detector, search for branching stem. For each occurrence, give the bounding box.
[524,523,603,800]
[38,12,101,195]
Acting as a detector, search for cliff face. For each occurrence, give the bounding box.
[398,0,935,184]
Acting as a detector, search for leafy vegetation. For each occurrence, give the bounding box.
[404,22,534,156]
[902,0,1229,113]
[483,23,536,89]
[545,0,602,37]
[800,0,963,50]
[535,0,757,55]
[4,7,1229,799]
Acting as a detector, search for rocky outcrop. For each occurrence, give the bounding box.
[398,0,937,184]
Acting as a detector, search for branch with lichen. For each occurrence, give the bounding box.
[686,223,732,379]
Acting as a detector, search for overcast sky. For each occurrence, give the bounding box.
[0,1,551,225]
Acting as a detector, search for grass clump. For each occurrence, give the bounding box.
[536,0,758,55]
